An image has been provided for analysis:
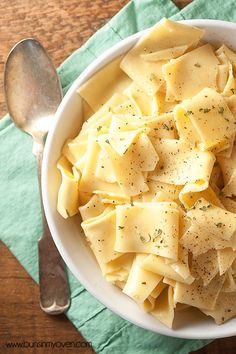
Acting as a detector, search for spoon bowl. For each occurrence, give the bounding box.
[4,38,62,140]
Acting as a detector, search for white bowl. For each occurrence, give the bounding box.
[42,19,236,339]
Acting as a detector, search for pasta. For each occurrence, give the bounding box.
[56,18,236,329]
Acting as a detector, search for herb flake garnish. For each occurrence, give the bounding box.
[218,107,224,114]
[162,123,170,131]
[199,204,211,211]
[184,110,193,118]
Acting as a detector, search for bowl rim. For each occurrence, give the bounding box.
[42,19,236,339]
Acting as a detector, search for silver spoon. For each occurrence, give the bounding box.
[4,38,70,314]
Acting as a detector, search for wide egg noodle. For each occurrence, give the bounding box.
[163,44,219,101]
[217,248,236,276]
[57,156,80,218]
[200,290,236,325]
[80,93,129,136]
[216,50,236,97]
[210,162,224,191]
[79,194,106,221]
[95,149,117,183]
[120,18,204,95]
[63,139,88,172]
[180,198,236,256]
[141,295,156,312]
[217,133,235,159]
[216,44,236,71]
[219,196,236,213]
[98,133,158,196]
[140,45,188,61]
[62,110,112,172]
[104,253,134,282]
[141,255,194,284]
[169,245,192,281]
[115,203,179,260]
[165,211,192,280]
[150,139,215,190]
[123,254,162,303]
[222,267,236,292]
[174,88,236,152]
[123,82,158,116]
[112,99,140,116]
[79,129,127,197]
[109,113,176,140]
[151,286,175,329]
[142,180,182,203]
[180,224,232,258]
[150,282,167,298]
[156,90,178,114]
[62,138,86,167]
[163,277,176,287]
[82,99,94,121]
[180,185,224,210]
[190,249,219,286]
[217,64,229,93]
[179,209,191,236]
[93,190,130,205]
[225,94,236,115]
[81,208,121,267]
[78,55,132,111]
[174,274,225,311]
[222,170,236,197]
[173,106,199,146]
[218,145,236,196]
[186,198,236,241]
[103,129,145,156]
[222,61,236,97]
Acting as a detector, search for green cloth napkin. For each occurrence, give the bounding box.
[1,0,235,352]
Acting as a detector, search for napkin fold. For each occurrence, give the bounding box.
[1,0,235,353]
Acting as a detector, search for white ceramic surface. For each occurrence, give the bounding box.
[42,20,236,339]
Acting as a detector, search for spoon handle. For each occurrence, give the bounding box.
[33,140,70,314]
